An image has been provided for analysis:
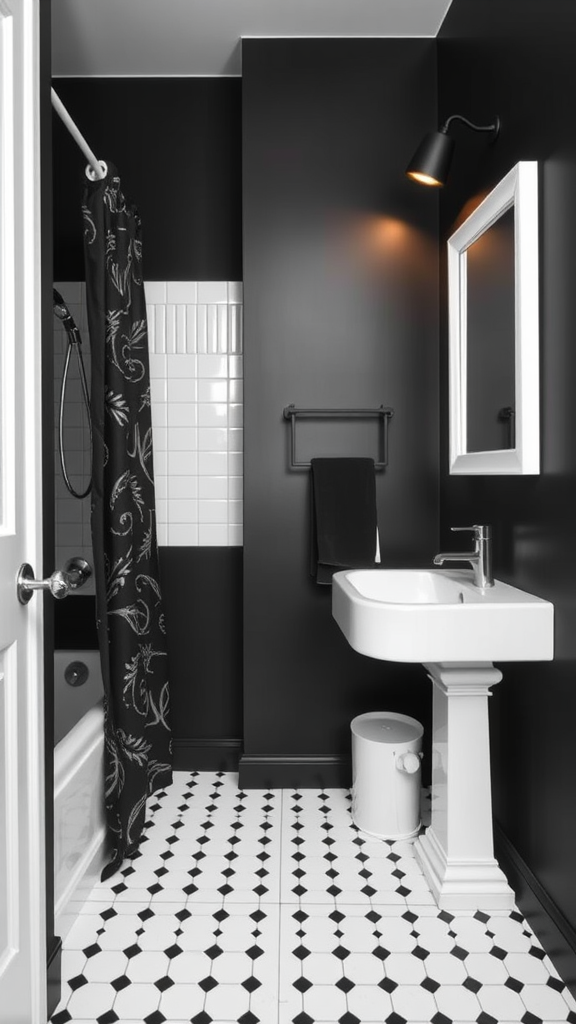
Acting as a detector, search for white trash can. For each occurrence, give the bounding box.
[351,711,423,840]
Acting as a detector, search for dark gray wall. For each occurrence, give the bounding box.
[439,0,576,988]
[53,78,242,281]
[241,39,440,786]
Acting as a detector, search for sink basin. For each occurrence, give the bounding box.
[332,568,554,663]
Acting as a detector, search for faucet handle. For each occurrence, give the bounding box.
[451,524,491,540]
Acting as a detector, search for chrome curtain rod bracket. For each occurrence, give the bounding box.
[51,87,107,181]
[282,404,394,470]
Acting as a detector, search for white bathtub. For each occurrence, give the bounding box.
[54,651,106,940]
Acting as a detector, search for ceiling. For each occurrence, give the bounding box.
[51,0,453,77]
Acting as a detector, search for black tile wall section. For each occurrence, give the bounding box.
[241,40,440,788]
[52,77,242,282]
[160,548,243,768]
[438,0,576,990]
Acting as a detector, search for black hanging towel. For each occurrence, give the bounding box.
[83,164,172,880]
[310,457,378,584]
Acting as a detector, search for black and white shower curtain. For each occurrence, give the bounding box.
[83,165,172,880]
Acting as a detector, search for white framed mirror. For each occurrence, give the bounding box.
[448,161,539,474]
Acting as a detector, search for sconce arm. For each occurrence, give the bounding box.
[441,114,501,140]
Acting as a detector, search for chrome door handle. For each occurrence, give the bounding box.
[17,556,92,604]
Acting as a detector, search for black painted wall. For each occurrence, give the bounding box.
[439,0,576,987]
[51,78,243,760]
[241,39,440,786]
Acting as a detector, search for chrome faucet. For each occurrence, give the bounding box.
[433,524,494,588]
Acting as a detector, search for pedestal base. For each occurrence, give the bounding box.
[418,661,515,911]
[415,827,515,911]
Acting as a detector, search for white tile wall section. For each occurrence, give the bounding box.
[54,281,243,562]
[146,281,243,548]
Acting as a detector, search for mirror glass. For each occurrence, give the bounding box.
[448,161,539,475]
[466,206,516,452]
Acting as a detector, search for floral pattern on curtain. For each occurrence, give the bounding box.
[83,165,172,880]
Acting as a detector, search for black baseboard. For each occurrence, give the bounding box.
[495,822,576,997]
[172,738,242,772]
[238,755,352,789]
[47,934,62,1020]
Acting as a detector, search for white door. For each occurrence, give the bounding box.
[0,0,47,1022]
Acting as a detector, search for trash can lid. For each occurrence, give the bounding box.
[351,712,423,745]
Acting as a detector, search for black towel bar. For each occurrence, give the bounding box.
[282,404,394,470]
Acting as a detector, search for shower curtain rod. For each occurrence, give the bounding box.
[51,87,107,181]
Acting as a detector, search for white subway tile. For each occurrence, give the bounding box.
[228,281,243,304]
[228,476,243,500]
[154,451,168,476]
[167,282,197,304]
[169,476,198,500]
[169,499,199,524]
[228,500,243,525]
[229,380,242,407]
[198,451,227,476]
[217,304,228,354]
[166,304,177,354]
[168,404,198,428]
[207,305,218,354]
[228,427,243,452]
[198,403,228,427]
[154,476,169,502]
[168,377,197,403]
[167,427,198,451]
[198,355,227,379]
[150,378,167,404]
[228,304,241,354]
[229,355,243,378]
[199,499,227,524]
[149,353,167,379]
[186,304,197,353]
[197,281,227,304]
[56,523,83,547]
[61,403,87,427]
[198,379,227,402]
[146,306,156,352]
[199,476,227,500]
[198,426,227,452]
[157,522,169,546]
[144,282,166,304]
[228,524,243,546]
[169,523,198,546]
[176,304,187,354]
[152,403,168,429]
[167,354,197,378]
[197,304,207,354]
[155,305,166,353]
[155,499,168,524]
[56,281,82,303]
[168,450,198,476]
[62,427,85,452]
[167,497,198,524]
[152,426,168,451]
[228,452,243,476]
[57,500,84,525]
[229,403,243,427]
[198,524,228,545]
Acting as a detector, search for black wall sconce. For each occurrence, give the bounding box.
[406,114,501,187]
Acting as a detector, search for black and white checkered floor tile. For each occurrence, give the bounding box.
[50,771,576,1024]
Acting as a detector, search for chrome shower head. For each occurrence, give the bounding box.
[53,287,70,321]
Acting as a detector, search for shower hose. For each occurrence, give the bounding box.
[53,288,92,499]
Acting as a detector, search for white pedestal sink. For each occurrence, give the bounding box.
[332,568,554,910]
